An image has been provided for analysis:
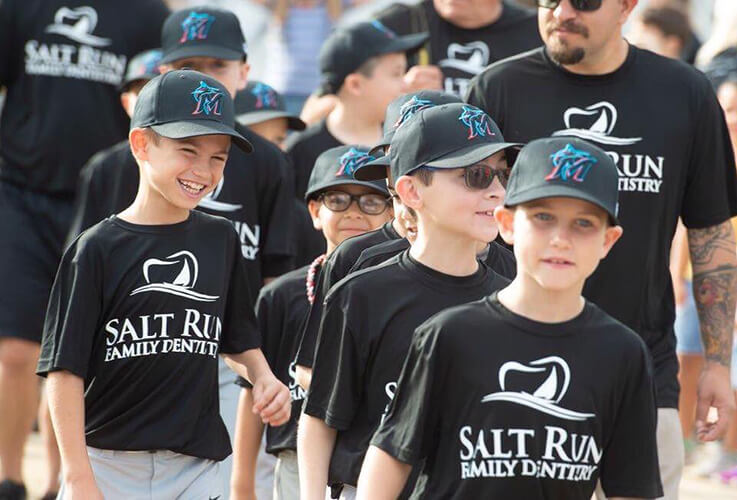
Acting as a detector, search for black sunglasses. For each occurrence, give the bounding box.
[538,0,602,12]
[320,191,391,215]
[426,164,511,190]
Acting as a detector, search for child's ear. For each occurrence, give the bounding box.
[129,128,149,163]
[600,225,624,259]
[494,206,515,245]
[307,199,323,231]
[342,73,363,97]
[237,61,250,91]
[395,175,422,211]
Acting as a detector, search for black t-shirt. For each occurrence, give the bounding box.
[37,211,260,461]
[235,263,318,454]
[285,119,342,199]
[295,221,400,367]
[352,239,517,280]
[375,0,540,96]
[466,45,737,408]
[0,0,169,194]
[304,251,509,487]
[373,293,662,499]
[67,125,296,295]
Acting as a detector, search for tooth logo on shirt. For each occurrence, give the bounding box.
[481,356,594,421]
[130,250,219,302]
[552,101,642,146]
[44,6,112,47]
[198,177,242,212]
[438,42,490,75]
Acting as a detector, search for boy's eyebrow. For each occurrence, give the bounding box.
[524,199,607,217]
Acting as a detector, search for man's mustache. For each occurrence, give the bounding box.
[547,19,589,38]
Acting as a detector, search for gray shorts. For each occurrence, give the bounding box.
[58,447,222,500]
[273,450,299,500]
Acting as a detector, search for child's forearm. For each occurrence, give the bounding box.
[223,348,270,382]
[297,413,337,500]
[356,446,411,500]
[230,388,265,500]
[295,365,312,391]
[46,371,96,484]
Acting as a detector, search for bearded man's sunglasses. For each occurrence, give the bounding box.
[538,0,602,12]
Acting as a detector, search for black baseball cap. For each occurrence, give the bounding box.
[368,90,462,157]
[355,103,520,181]
[160,7,247,65]
[317,20,428,96]
[120,49,163,92]
[305,145,390,201]
[131,69,252,153]
[504,137,619,224]
[235,81,306,131]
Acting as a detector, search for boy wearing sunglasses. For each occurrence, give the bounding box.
[297,103,517,499]
[231,145,391,500]
[467,1,737,497]
[357,137,662,500]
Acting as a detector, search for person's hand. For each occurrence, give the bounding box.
[695,362,736,441]
[64,476,103,500]
[673,277,688,306]
[300,94,338,127]
[252,373,291,426]
[402,65,444,92]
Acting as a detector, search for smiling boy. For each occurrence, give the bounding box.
[358,137,662,500]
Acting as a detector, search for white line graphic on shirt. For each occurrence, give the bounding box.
[552,101,642,146]
[44,7,112,47]
[130,251,219,302]
[481,356,594,421]
[198,177,243,212]
[438,42,490,75]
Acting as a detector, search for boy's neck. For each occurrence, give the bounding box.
[325,101,383,146]
[408,227,478,277]
[498,275,585,324]
[118,185,190,225]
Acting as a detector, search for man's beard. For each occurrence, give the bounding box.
[545,19,589,66]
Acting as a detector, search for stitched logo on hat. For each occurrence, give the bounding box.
[394,96,433,129]
[459,105,494,140]
[251,82,278,110]
[192,81,223,116]
[336,148,375,177]
[135,50,162,77]
[546,144,597,183]
[370,20,397,39]
[179,11,215,43]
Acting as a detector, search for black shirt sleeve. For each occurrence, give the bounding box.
[255,283,283,368]
[303,290,367,430]
[66,154,110,245]
[220,230,261,354]
[599,339,663,498]
[680,76,737,228]
[260,148,297,277]
[464,64,509,131]
[371,320,445,464]
[37,234,104,379]
[0,0,16,87]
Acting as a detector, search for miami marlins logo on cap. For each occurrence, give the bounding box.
[191,81,223,116]
[459,105,494,140]
[370,20,396,39]
[251,82,278,109]
[546,144,598,183]
[336,148,375,177]
[180,11,215,43]
[394,96,433,129]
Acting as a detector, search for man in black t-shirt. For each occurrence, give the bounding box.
[375,0,541,96]
[37,69,290,500]
[231,146,391,500]
[466,1,737,496]
[0,2,168,497]
[358,137,662,500]
[298,103,517,499]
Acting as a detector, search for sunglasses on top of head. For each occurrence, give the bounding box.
[537,0,602,12]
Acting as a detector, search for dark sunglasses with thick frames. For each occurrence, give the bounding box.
[425,163,511,190]
[319,191,391,215]
[538,0,602,12]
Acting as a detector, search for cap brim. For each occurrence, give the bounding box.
[304,178,389,201]
[152,120,253,153]
[368,130,394,157]
[236,111,306,131]
[505,184,619,225]
[160,45,244,65]
[425,142,522,169]
[379,33,429,57]
[353,154,391,181]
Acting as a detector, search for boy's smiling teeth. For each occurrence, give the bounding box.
[178,179,206,194]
